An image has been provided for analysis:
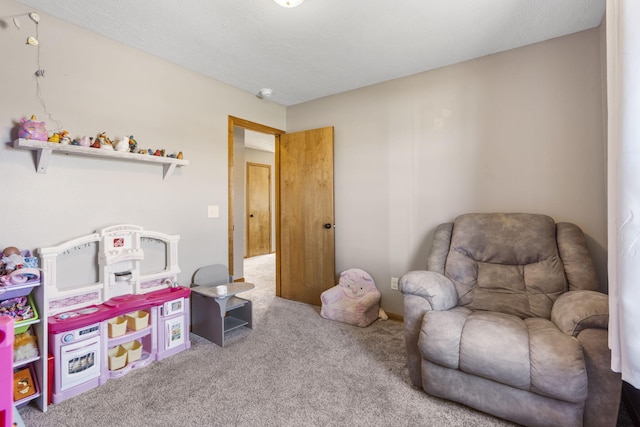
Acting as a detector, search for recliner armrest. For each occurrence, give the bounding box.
[550,290,609,337]
[399,270,459,388]
[399,270,458,311]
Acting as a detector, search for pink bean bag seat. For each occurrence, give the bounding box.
[320,268,381,327]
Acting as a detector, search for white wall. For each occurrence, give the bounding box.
[1,0,607,317]
[0,0,285,286]
[287,29,607,316]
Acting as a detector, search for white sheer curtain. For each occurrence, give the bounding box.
[607,0,640,388]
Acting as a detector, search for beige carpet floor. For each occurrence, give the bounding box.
[18,253,632,426]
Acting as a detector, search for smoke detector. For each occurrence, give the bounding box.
[257,88,273,99]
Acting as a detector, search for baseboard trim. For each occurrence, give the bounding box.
[385,312,403,322]
[229,281,406,323]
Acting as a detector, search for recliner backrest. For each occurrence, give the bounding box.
[444,213,569,319]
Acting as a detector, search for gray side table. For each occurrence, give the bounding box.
[190,282,254,347]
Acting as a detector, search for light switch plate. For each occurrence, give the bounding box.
[207,205,219,218]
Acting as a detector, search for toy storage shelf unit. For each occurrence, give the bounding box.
[13,138,188,180]
[3,276,43,411]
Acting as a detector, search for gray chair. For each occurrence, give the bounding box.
[400,213,621,427]
[192,264,232,286]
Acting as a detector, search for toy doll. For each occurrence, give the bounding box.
[1,246,25,275]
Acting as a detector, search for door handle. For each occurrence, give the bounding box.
[324,223,332,229]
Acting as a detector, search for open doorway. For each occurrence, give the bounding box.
[229,117,335,306]
[228,117,283,293]
[242,252,275,300]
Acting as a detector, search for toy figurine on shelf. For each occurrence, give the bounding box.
[47,132,61,143]
[48,130,70,144]
[79,136,92,147]
[153,149,165,157]
[114,136,129,152]
[95,132,113,150]
[128,135,137,153]
[18,115,47,141]
[59,130,72,145]
[177,151,184,160]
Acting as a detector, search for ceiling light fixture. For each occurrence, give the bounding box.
[274,0,304,8]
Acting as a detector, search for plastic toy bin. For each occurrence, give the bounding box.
[108,346,127,370]
[122,340,142,363]
[0,250,40,299]
[107,316,127,338]
[0,294,39,334]
[0,279,40,300]
[125,310,149,331]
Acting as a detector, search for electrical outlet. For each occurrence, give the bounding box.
[391,277,399,291]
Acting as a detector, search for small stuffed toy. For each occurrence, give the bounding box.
[320,268,383,327]
[18,115,47,141]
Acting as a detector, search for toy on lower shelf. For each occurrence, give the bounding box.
[13,365,38,403]
[14,327,39,363]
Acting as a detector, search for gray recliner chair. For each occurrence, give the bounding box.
[400,213,621,427]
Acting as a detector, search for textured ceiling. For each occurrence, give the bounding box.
[18,0,605,106]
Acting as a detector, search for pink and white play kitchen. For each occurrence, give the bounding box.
[40,225,190,405]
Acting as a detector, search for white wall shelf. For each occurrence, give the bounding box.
[13,139,188,180]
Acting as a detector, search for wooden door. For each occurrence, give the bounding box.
[246,162,271,257]
[277,126,335,306]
